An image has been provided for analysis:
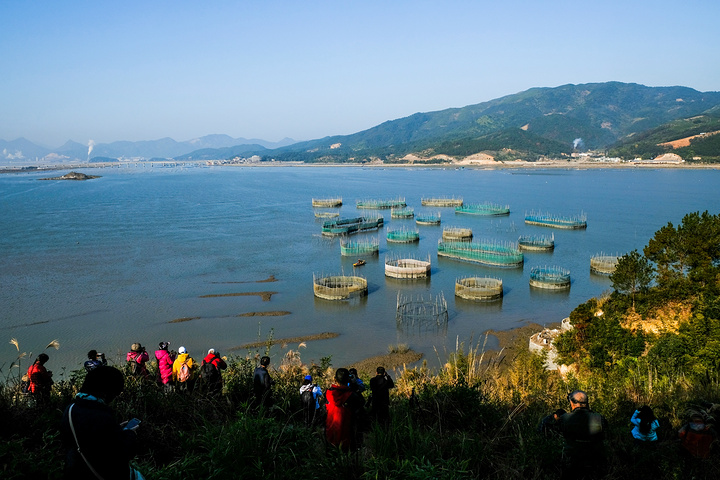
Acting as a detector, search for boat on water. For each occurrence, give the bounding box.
[353,259,366,267]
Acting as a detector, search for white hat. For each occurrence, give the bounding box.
[208,348,215,355]
[178,346,187,354]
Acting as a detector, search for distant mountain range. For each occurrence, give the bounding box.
[3,82,720,165]
[0,135,296,164]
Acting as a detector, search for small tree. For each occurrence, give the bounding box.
[610,250,654,308]
[644,211,720,294]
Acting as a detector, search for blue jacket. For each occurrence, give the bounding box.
[630,410,659,441]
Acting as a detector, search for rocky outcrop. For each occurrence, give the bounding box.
[38,171,101,180]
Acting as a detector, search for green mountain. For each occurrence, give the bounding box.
[608,112,720,162]
[257,82,720,162]
[174,144,268,161]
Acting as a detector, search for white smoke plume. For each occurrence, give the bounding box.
[87,140,95,159]
[573,138,584,150]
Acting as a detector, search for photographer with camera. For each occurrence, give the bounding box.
[84,350,107,373]
[368,366,395,426]
[126,343,149,379]
[558,390,608,479]
[61,366,145,480]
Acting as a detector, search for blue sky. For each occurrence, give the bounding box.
[1,1,719,147]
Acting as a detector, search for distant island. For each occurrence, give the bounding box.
[38,171,101,180]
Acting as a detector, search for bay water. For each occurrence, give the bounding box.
[1,165,718,378]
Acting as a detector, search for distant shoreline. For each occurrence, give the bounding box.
[2,159,719,174]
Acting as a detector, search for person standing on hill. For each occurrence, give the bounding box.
[368,366,395,426]
[27,353,53,405]
[60,366,144,480]
[172,346,196,392]
[559,390,608,480]
[253,356,275,409]
[84,350,106,373]
[126,343,149,380]
[154,342,175,392]
[325,368,365,451]
[300,374,324,427]
[201,348,227,395]
[348,367,369,439]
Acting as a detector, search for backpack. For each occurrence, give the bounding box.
[20,374,31,395]
[200,361,220,383]
[127,360,141,376]
[127,354,143,377]
[177,361,191,383]
[301,385,316,410]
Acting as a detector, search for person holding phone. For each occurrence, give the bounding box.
[60,366,144,480]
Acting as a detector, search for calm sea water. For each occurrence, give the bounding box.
[1,165,718,376]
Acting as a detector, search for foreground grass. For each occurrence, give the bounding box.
[1,342,718,480]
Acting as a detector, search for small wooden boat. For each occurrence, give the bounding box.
[353,259,366,267]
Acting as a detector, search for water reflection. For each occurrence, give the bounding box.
[528,285,571,299]
[313,294,369,311]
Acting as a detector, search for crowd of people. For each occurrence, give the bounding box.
[537,390,718,479]
[22,348,717,478]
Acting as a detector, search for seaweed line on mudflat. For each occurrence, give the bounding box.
[231,332,340,350]
[199,291,277,301]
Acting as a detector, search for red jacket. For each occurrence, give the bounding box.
[203,353,227,370]
[325,384,363,450]
[679,424,716,458]
[27,361,52,394]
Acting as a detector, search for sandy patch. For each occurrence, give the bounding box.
[457,153,496,165]
[486,323,547,350]
[659,130,720,149]
[483,323,548,368]
[347,350,423,374]
[169,316,201,324]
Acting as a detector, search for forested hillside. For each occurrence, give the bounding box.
[261,82,720,163]
[608,114,720,162]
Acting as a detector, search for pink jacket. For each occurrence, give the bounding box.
[155,349,175,384]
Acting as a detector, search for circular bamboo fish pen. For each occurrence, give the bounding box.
[313,274,368,300]
[590,254,620,275]
[455,277,503,301]
[385,257,431,279]
[529,266,571,289]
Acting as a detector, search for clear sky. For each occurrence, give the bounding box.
[1,1,719,147]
